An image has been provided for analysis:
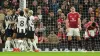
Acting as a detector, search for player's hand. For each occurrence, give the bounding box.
[79,26,82,31]
[66,28,69,32]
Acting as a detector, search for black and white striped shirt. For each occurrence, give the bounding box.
[5,15,16,29]
[27,16,35,31]
[17,16,27,33]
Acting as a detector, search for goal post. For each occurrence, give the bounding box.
[19,0,26,10]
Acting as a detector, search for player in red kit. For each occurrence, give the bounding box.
[84,16,99,51]
[66,6,82,51]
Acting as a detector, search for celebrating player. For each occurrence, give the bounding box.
[27,10,39,52]
[66,6,82,51]
[4,9,15,51]
[16,10,27,51]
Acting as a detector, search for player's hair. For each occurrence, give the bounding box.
[92,22,96,27]
[70,6,75,9]
[28,10,33,15]
[19,10,24,16]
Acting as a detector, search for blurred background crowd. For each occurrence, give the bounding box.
[0,0,100,44]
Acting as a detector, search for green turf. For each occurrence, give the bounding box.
[0,52,100,56]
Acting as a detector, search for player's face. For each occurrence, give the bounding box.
[70,7,75,12]
[90,17,94,21]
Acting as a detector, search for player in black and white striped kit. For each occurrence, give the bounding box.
[27,10,39,52]
[4,10,15,51]
[16,10,27,51]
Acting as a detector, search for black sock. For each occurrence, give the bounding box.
[68,40,72,50]
[78,40,82,49]
[91,38,95,50]
[85,39,89,50]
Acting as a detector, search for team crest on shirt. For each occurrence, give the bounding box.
[71,18,76,22]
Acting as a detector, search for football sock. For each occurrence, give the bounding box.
[5,40,11,51]
[33,40,38,50]
[68,40,72,50]
[78,40,82,49]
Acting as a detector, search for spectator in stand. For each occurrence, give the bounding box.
[89,0,94,6]
[95,0,99,6]
[2,1,11,9]
[35,22,47,43]
[57,13,65,29]
[83,0,90,18]
[12,0,19,10]
[96,4,100,18]
[46,11,57,35]
[31,0,38,15]
[37,6,42,21]
[57,9,62,17]
[73,0,79,12]
[50,0,59,15]
[88,7,94,17]
[78,4,83,18]
[57,28,66,41]
[48,31,59,44]
[0,8,5,43]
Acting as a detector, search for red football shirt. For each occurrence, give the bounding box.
[84,21,99,30]
[67,12,80,28]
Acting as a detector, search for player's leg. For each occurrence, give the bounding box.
[90,30,95,51]
[5,29,13,51]
[67,28,73,51]
[20,33,26,51]
[33,34,39,52]
[16,33,24,52]
[28,38,33,51]
[74,28,82,50]
[84,31,90,51]
[5,37,11,51]
[26,31,33,51]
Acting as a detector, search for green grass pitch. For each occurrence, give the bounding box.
[0,52,100,56]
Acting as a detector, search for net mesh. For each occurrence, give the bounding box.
[25,0,100,51]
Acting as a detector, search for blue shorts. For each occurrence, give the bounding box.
[5,29,13,37]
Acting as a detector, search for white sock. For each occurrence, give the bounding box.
[18,40,23,51]
[28,39,33,51]
[23,40,29,51]
[33,40,38,50]
[15,39,18,48]
[11,39,15,48]
[5,40,11,51]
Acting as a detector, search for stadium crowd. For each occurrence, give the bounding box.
[0,0,100,51]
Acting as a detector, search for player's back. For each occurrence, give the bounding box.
[28,16,35,31]
[17,16,27,29]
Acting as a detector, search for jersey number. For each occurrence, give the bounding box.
[20,21,24,27]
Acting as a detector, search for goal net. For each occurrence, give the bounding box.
[25,0,100,51]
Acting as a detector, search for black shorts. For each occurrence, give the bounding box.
[17,33,25,39]
[26,31,34,39]
[5,29,13,37]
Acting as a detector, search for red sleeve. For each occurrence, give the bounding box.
[77,13,80,18]
[84,22,92,28]
[96,22,99,28]
[57,32,61,38]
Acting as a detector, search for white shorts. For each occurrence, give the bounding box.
[84,30,95,38]
[67,28,80,36]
